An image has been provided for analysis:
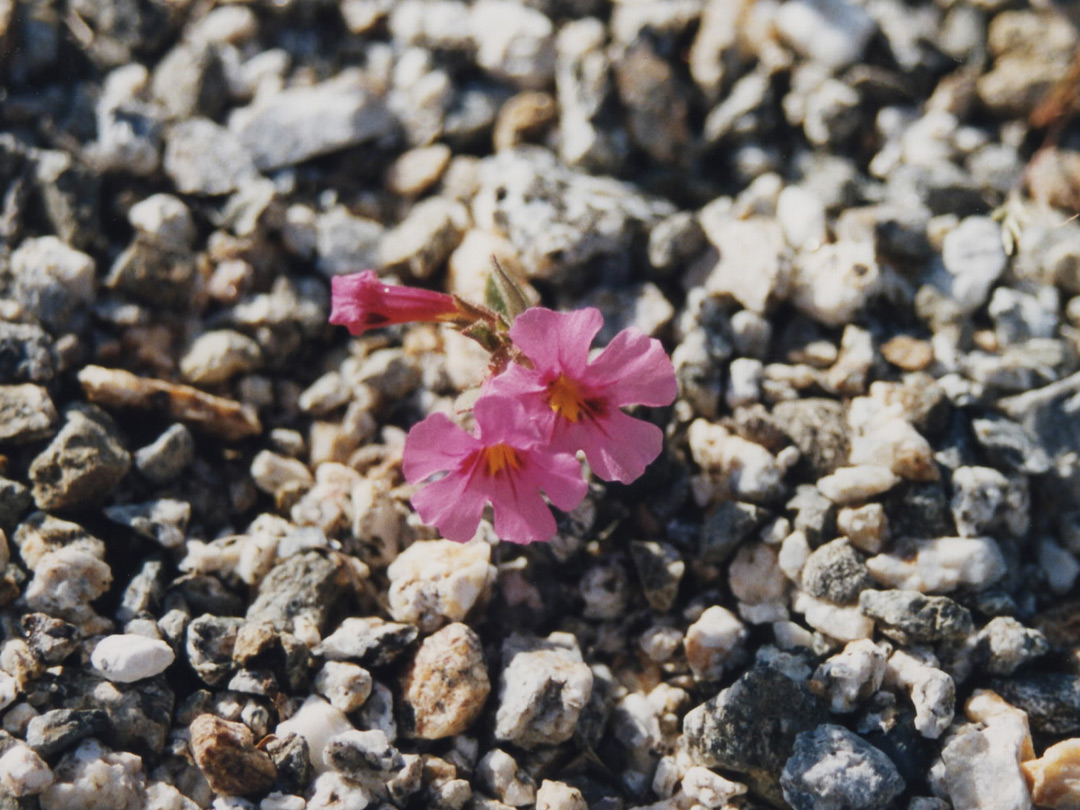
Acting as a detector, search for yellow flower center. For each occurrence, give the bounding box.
[484,443,521,477]
[547,374,589,422]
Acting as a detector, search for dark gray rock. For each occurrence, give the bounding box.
[21,613,79,664]
[104,499,191,549]
[629,540,683,612]
[134,423,196,484]
[0,477,32,528]
[859,590,973,644]
[786,484,837,547]
[164,118,259,196]
[26,708,110,757]
[186,614,244,686]
[263,732,313,796]
[150,39,228,121]
[33,149,101,250]
[971,415,1052,476]
[105,239,199,310]
[1001,371,1080,507]
[324,729,404,787]
[772,399,850,478]
[700,501,768,564]
[801,539,872,605]
[975,617,1049,676]
[247,551,357,635]
[116,558,165,624]
[315,617,419,668]
[29,405,131,511]
[883,481,954,539]
[0,320,57,384]
[684,665,827,806]
[991,672,1080,734]
[781,725,905,810]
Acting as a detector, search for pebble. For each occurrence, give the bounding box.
[494,632,593,749]
[836,503,888,554]
[700,216,791,313]
[0,383,59,444]
[79,365,263,441]
[817,465,900,504]
[629,541,685,612]
[1022,738,1080,810]
[729,542,786,606]
[774,0,876,68]
[975,616,1049,676]
[40,739,144,810]
[477,748,536,806]
[0,742,53,796]
[536,779,588,810]
[992,673,1080,735]
[940,216,1008,313]
[791,241,882,327]
[885,650,955,738]
[0,321,58,384]
[164,117,258,195]
[866,536,1007,593]
[128,192,196,248]
[387,540,496,634]
[700,501,768,564]
[684,606,749,681]
[378,196,468,280]
[315,661,373,715]
[316,617,418,668]
[246,550,358,636]
[10,235,97,333]
[859,590,972,644]
[401,622,490,739]
[386,144,452,196]
[684,665,826,807]
[190,713,277,797]
[792,590,875,641]
[312,205,383,277]
[781,724,905,810]
[950,466,1027,537]
[811,639,888,713]
[27,709,110,758]
[323,728,403,792]
[275,696,355,773]
[688,419,786,503]
[23,546,112,631]
[180,330,264,386]
[1038,537,1080,596]
[104,498,191,548]
[941,695,1033,810]
[800,539,872,605]
[250,450,314,496]
[230,75,396,171]
[470,1,555,89]
[91,634,175,682]
[186,614,243,685]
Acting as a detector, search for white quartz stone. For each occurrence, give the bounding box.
[817,465,901,504]
[684,606,749,681]
[0,744,53,797]
[91,634,175,683]
[792,591,875,642]
[867,537,1007,593]
[885,649,955,739]
[275,695,355,773]
[812,639,889,713]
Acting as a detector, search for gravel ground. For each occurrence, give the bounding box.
[2,0,1080,809]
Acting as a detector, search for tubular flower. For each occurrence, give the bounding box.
[487,307,678,484]
[329,270,465,335]
[402,394,588,544]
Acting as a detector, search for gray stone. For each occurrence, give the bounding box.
[700,501,768,564]
[859,590,973,644]
[970,415,1052,475]
[26,709,110,758]
[801,539,872,605]
[29,406,131,511]
[940,217,1008,314]
[774,0,877,68]
[378,197,468,280]
[314,205,384,278]
[648,211,706,274]
[0,477,31,528]
[684,665,827,807]
[786,485,837,547]
[992,672,1080,734]
[316,617,419,668]
[0,384,58,444]
[324,729,404,791]
[0,322,57,384]
[134,424,196,484]
[988,286,1059,345]
[230,76,396,170]
[103,499,191,549]
[186,614,244,686]
[150,39,227,121]
[629,541,684,612]
[164,117,259,195]
[246,551,357,635]
[772,399,849,478]
[975,616,1049,676]
[10,236,96,333]
[781,725,905,810]
[105,239,199,310]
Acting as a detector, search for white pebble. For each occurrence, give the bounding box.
[885,649,955,739]
[866,537,1007,593]
[315,661,373,714]
[681,766,747,808]
[778,530,812,582]
[275,695,355,773]
[91,634,175,683]
[812,639,889,713]
[684,606,748,681]
[817,465,900,504]
[260,793,306,810]
[773,621,817,650]
[792,591,875,642]
[387,540,496,633]
[0,744,53,796]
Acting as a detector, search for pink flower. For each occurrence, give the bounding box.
[329,270,464,336]
[488,307,677,484]
[402,395,588,543]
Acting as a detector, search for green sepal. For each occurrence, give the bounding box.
[484,257,530,323]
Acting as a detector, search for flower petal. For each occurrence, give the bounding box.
[486,466,558,544]
[410,461,487,542]
[509,307,603,377]
[573,408,665,484]
[472,391,545,448]
[585,327,678,407]
[527,450,588,512]
[402,413,479,483]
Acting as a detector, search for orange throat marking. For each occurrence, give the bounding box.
[484,443,521,476]
[547,374,589,422]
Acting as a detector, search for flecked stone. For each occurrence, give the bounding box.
[315,617,419,668]
[401,622,490,739]
[26,709,110,758]
[800,539,872,605]
[992,673,1080,734]
[275,696,354,774]
[684,665,827,806]
[23,546,112,630]
[29,406,131,511]
[324,728,403,795]
[629,540,684,612]
[478,748,536,807]
[387,540,496,634]
[773,398,849,478]
[699,501,768,564]
[10,235,97,333]
[685,605,749,681]
[21,614,78,665]
[164,118,258,195]
[190,713,277,796]
[781,725,905,810]
[103,498,190,549]
[0,384,58,444]
[811,639,888,713]
[859,590,973,644]
[494,632,593,749]
[40,739,144,810]
[246,550,358,634]
[186,614,243,686]
[0,321,58,384]
[975,616,1049,676]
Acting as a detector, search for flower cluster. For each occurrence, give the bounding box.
[329,269,678,544]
